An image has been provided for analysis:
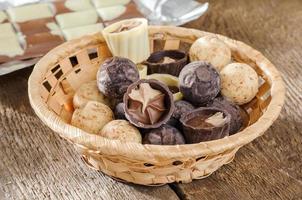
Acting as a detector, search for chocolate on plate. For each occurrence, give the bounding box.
[144,50,188,76]
[143,124,185,145]
[179,61,220,106]
[124,79,174,129]
[207,96,243,134]
[97,57,139,100]
[180,107,230,143]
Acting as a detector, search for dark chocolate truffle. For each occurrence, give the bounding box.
[143,124,185,145]
[180,107,230,143]
[144,50,188,76]
[207,96,243,134]
[124,79,174,129]
[179,61,220,106]
[97,57,139,100]
[114,102,126,120]
[166,100,195,128]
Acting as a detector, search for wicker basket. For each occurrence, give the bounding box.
[28,26,285,186]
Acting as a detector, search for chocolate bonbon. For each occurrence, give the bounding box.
[97,57,139,100]
[189,35,231,71]
[180,107,230,143]
[220,63,259,105]
[143,124,185,145]
[207,96,243,134]
[179,61,220,106]
[124,79,174,129]
[144,50,188,76]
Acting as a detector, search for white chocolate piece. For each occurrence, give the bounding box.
[97,5,126,21]
[56,10,98,29]
[73,80,110,108]
[64,0,93,11]
[0,36,24,57]
[71,101,114,135]
[63,23,104,40]
[7,3,53,23]
[102,18,150,63]
[0,11,7,23]
[100,120,142,143]
[92,0,130,8]
[189,35,231,71]
[220,63,259,105]
[0,23,15,38]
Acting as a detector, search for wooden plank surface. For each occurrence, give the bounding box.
[1,0,302,199]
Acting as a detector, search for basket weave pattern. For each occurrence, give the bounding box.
[28,26,285,185]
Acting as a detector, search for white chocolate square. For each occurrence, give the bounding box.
[97,5,126,21]
[56,10,98,29]
[63,23,104,40]
[64,0,93,11]
[0,23,16,38]
[7,3,54,22]
[0,11,8,23]
[92,0,130,8]
[0,35,24,57]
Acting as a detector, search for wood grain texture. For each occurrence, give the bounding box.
[0,0,302,199]
[174,0,302,199]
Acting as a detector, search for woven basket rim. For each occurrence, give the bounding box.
[28,26,285,160]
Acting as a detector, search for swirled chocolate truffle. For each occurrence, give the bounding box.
[179,61,220,106]
[143,124,185,145]
[97,57,139,100]
[207,96,243,134]
[180,107,230,143]
[124,79,174,129]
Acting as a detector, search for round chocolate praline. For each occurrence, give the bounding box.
[97,57,139,100]
[180,107,230,143]
[207,96,243,134]
[124,79,174,129]
[179,61,220,106]
[143,124,185,145]
[144,50,188,76]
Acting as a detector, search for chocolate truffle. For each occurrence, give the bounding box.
[180,107,230,143]
[189,35,231,71]
[166,100,195,128]
[220,63,259,105]
[97,57,139,100]
[100,120,142,143]
[179,61,220,106]
[114,102,126,120]
[207,96,243,134]
[144,50,188,76]
[124,79,174,129]
[73,80,110,108]
[71,101,114,135]
[143,124,185,145]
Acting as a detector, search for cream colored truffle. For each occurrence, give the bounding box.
[189,35,231,71]
[220,63,259,105]
[100,120,142,143]
[71,101,114,134]
[73,80,110,108]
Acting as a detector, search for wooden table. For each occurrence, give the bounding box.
[1,0,301,199]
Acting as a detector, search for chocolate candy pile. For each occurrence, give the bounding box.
[71,18,259,145]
